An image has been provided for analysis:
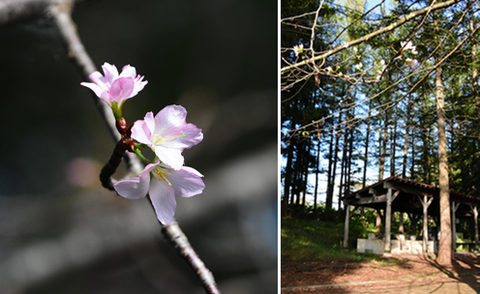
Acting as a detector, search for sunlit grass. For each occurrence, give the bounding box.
[281,217,384,262]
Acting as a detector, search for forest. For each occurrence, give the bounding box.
[281,0,480,263]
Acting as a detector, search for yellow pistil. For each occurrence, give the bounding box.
[152,166,173,186]
[151,133,186,145]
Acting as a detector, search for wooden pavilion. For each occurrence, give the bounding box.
[343,176,480,254]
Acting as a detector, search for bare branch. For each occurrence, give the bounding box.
[48,0,144,175]
[162,222,221,294]
[281,0,463,74]
[0,1,221,293]
[0,0,84,27]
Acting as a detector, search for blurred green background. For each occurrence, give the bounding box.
[0,0,277,293]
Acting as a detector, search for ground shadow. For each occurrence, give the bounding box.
[422,252,480,293]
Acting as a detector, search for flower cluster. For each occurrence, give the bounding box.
[82,62,204,225]
[293,44,304,57]
[81,62,147,119]
[400,40,418,69]
[400,41,418,55]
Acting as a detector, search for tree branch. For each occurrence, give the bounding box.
[48,0,144,175]
[0,0,84,28]
[280,0,462,74]
[0,1,220,293]
[162,222,221,294]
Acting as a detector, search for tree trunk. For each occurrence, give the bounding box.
[327,107,342,212]
[301,143,309,208]
[391,108,397,177]
[471,16,480,195]
[282,138,294,217]
[326,118,335,211]
[313,138,321,214]
[436,62,452,265]
[363,101,371,188]
[403,96,412,178]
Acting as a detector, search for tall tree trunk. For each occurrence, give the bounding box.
[282,139,294,217]
[403,96,412,178]
[471,15,480,195]
[301,143,309,208]
[347,127,354,195]
[313,137,321,214]
[391,108,397,177]
[363,101,371,188]
[338,129,346,214]
[327,106,342,212]
[326,123,335,211]
[436,62,452,265]
[379,121,385,181]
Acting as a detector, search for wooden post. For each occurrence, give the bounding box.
[385,188,392,253]
[474,205,479,252]
[451,202,459,252]
[399,212,404,233]
[343,204,350,249]
[376,208,383,232]
[423,195,429,254]
[417,195,433,254]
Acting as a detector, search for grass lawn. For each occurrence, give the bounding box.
[281,217,379,262]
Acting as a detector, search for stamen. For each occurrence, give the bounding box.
[152,134,163,144]
[151,133,185,145]
[152,166,172,186]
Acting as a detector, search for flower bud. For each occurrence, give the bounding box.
[116,117,128,135]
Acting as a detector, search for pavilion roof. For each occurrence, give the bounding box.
[344,176,479,217]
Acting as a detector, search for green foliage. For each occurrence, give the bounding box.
[350,208,378,238]
[282,217,389,262]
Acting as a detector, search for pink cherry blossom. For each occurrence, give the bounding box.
[114,160,204,225]
[131,105,203,170]
[81,62,147,107]
[405,58,418,69]
[293,44,304,57]
[400,41,417,55]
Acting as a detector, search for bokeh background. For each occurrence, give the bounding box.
[0,0,277,293]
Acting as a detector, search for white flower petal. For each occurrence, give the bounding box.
[114,176,149,199]
[131,120,153,145]
[169,166,205,198]
[153,146,184,170]
[154,105,187,138]
[149,178,176,225]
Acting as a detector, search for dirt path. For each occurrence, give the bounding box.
[282,253,480,293]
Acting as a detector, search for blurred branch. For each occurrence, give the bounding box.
[0,1,220,293]
[48,0,145,175]
[0,0,85,27]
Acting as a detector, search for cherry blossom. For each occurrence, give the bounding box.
[131,105,203,170]
[81,62,147,109]
[405,58,418,69]
[400,41,418,54]
[114,160,204,225]
[293,44,304,57]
